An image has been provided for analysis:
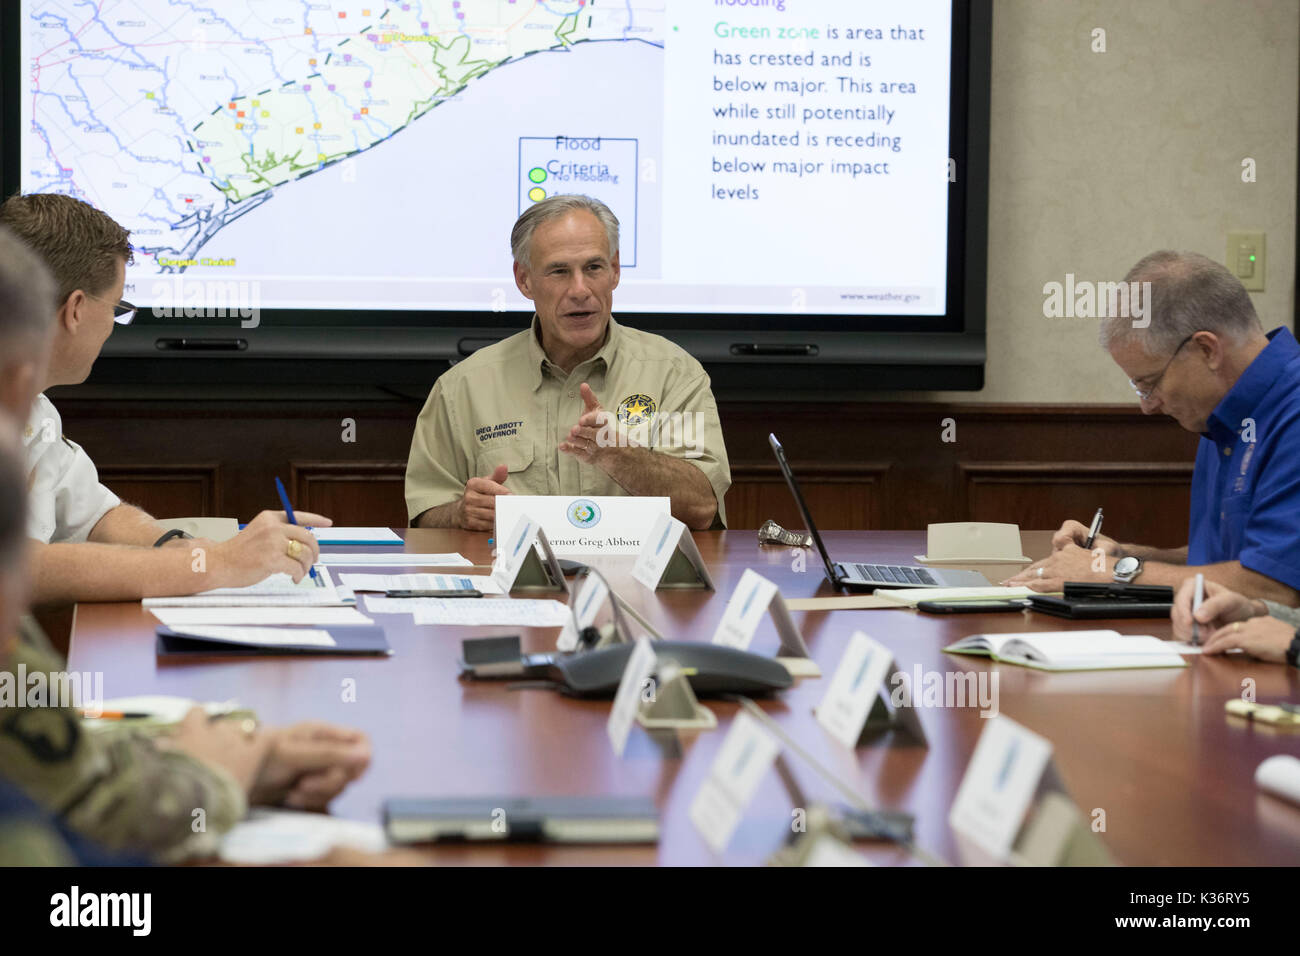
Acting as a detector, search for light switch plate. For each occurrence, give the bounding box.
[1227,231,1266,291]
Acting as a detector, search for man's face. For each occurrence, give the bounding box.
[513,210,620,358]
[67,257,125,385]
[1109,333,1226,433]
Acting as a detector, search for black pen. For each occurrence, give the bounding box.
[1084,507,1104,549]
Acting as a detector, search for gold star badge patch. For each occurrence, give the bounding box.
[616,394,656,427]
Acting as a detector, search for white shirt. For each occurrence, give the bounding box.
[24,393,121,544]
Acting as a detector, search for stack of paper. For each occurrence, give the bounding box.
[339,573,503,594]
[310,527,403,545]
[874,586,1042,608]
[363,595,572,627]
[317,552,472,567]
[144,567,353,608]
[219,808,388,864]
[150,607,374,627]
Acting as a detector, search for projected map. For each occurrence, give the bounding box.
[21,1,953,315]
[24,1,659,287]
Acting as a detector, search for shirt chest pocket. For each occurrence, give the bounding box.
[1219,492,1253,557]
[474,440,536,484]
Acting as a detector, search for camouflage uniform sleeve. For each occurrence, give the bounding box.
[1263,600,1300,630]
[0,643,247,862]
[0,820,78,866]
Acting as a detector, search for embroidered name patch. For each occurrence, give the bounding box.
[475,420,524,442]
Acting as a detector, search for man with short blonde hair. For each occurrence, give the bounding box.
[1,192,333,603]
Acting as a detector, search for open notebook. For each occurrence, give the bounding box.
[943,630,1187,671]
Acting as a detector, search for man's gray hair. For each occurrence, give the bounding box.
[1099,250,1261,356]
[510,194,620,270]
[0,224,57,356]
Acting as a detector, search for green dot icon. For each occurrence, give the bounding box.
[528,166,547,184]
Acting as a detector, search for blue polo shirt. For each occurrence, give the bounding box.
[1188,327,1300,590]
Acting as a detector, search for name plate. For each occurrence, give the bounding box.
[607,636,659,757]
[632,513,713,590]
[710,568,817,675]
[948,715,1053,861]
[495,495,670,556]
[491,516,565,593]
[688,710,782,854]
[815,632,896,748]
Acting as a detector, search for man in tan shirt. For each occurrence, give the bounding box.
[406,195,730,531]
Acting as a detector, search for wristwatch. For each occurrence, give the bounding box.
[1287,631,1300,670]
[1112,555,1144,583]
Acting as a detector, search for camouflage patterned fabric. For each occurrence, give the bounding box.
[0,618,246,861]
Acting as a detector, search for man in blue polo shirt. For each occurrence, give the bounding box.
[1009,251,1300,604]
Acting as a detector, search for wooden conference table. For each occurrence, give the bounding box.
[68,530,1300,866]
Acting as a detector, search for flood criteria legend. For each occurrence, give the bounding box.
[518,136,639,267]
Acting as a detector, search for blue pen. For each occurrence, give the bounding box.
[275,476,319,582]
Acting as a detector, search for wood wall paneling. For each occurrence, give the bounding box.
[291,461,409,527]
[95,464,221,520]
[52,397,1200,544]
[725,462,888,532]
[958,462,1195,550]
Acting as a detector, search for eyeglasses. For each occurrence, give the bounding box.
[87,293,138,326]
[1129,333,1196,402]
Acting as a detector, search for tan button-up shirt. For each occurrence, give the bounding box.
[405,316,730,526]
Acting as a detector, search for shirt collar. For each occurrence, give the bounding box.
[1205,327,1300,445]
[22,394,51,448]
[527,315,621,391]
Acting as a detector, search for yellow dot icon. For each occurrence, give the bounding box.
[528,187,547,202]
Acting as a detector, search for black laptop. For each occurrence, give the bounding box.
[769,433,990,591]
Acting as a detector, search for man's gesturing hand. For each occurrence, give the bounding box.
[560,383,622,466]
[456,464,510,531]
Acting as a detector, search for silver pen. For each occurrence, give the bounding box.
[1192,572,1204,647]
[1084,507,1103,549]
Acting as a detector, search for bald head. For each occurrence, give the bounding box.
[1099,250,1262,358]
[0,224,57,418]
[0,414,30,657]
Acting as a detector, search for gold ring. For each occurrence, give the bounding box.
[286,538,303,559]
[1233,621,1242,633]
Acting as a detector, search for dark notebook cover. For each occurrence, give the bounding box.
[1028,582,1175,619]
[384,796,660,844]
[156,625,391,656]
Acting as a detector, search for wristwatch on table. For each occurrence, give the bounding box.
[1112,555,1144,584]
